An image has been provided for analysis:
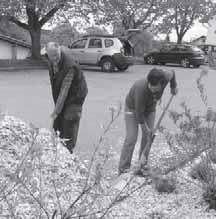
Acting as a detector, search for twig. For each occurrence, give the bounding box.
[176,169,203,189]
[63,104,122,218]
[0,132,38,200]
[98,174,137,219]
[62,186,93,219]
[17,176,50,219]
[51,210,57,219]
[2,190,16,219]
[62,205,130,218]
[0,182,18,202]
[38,150,43,219]
[51,134,63,218]
[16,132,39,175]
[85,104,122,186]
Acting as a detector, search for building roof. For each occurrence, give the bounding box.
[0,34,31,48]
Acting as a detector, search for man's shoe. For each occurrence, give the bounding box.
[67,148,73,154]
[118,168,130,176]
[134,164,150,177]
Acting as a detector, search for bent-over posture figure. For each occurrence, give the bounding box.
[46,42,88,153]
[119,68,178,175]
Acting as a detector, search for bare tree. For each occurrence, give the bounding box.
[160,0,215,44]
[0,0,91,59]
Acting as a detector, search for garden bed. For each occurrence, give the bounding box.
[1,114,216,219]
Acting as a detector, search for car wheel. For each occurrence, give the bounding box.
[160,62,166,65]
[101,57,115,72]
[181,58,190,68]
[117,64,129,71]
[146,56,156,65]
[193,64,200,68]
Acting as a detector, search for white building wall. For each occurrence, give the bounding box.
[0,40,12,59]
[0,39,30,60]
[206,15,216,46]
[16,45,30,59]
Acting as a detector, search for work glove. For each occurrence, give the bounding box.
[171,87,178,95]
[50,112,57,131]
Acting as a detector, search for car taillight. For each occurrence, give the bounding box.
[120,47,124,55]
[197,53,204,57]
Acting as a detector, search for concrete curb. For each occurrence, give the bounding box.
[0,66,48,71]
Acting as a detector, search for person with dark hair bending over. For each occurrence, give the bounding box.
[118,68,178,175]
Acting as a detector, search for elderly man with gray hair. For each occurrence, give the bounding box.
[45,42,88,153]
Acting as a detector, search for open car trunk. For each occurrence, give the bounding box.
[112,38,134,71]
[119,38,134,56]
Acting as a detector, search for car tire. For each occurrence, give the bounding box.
[101,57,115,72]
[193,64,200,68]
[181,58,190,68]
[117,64,129,71]
[146,56,156,65]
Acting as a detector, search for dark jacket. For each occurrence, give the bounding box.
[126,71,177,124]
[48,50,88,112]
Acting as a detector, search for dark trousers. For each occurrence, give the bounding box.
[118,105,155,174]
[54,115,80,153]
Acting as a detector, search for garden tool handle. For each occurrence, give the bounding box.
[136,95,175,170]
[153,94,175,134]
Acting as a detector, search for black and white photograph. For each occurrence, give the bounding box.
[0,0,216,218]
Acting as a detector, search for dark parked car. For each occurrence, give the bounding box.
[144,44,205,68]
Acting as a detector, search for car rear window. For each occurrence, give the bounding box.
[105,39,114,48]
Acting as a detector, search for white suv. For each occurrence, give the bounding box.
[68,35,134,72]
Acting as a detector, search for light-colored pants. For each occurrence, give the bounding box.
[118,106,155,174]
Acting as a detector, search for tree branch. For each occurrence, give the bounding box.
[6,16,28,30]
[26,3,40,29]
[39,3,65,27]
[134,0,155,28]
[181,10,196,37]
[174,5,180,36]
[179,5,190,36]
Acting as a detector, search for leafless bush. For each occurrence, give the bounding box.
[1,102,151,219]
[203,184,216,210]
[190,158,215,183]
[159,69,216,209]
[153,174,177,194]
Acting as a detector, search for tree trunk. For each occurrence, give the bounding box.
[177,34,184,44]
[29,28,41,60]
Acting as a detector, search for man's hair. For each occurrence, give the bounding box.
[147,68,166,86]
[45,42,60,53]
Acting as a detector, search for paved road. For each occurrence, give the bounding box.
[0,64,215,159]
